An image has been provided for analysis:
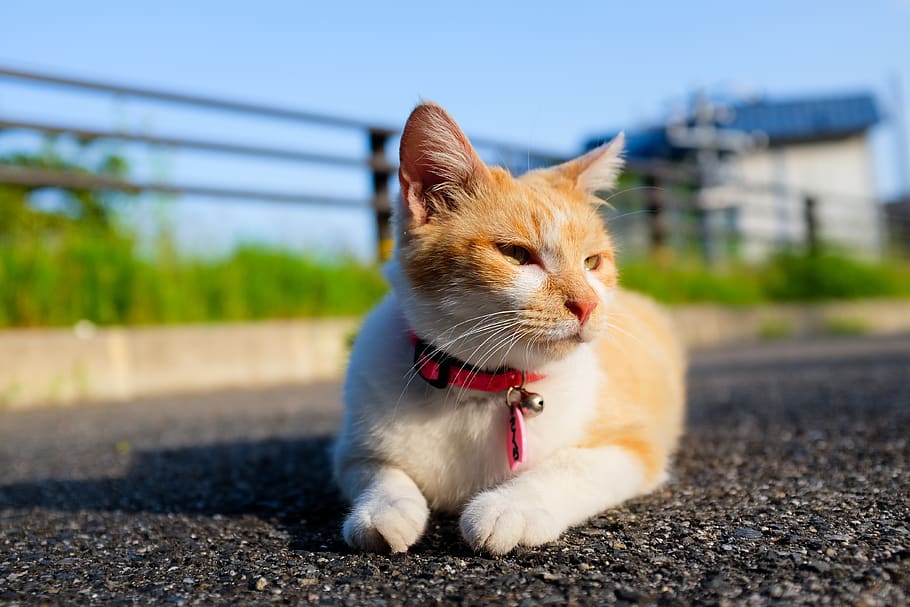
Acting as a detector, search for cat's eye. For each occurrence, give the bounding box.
[584,254,601,271]
[498,244,533,266]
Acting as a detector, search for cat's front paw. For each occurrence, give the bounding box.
[343,494,429,553]
[460,490,563,554]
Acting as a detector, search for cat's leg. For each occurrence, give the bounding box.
[337,461,429,553]
[460,446,657,554]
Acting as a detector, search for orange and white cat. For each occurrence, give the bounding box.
[333,103,685,554]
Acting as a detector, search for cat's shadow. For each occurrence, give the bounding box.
[0,434,504,556]
[0,435,353,552]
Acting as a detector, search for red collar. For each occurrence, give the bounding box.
[409,331,546,392]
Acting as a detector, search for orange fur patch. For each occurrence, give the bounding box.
[578,290,687,480]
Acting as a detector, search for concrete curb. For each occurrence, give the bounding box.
[1,299,907,409]
[669,299,910,348]
[0,318,359,410]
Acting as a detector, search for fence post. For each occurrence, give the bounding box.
[369,129,395,261]
[803,195,819,255]
[644,174,667,258]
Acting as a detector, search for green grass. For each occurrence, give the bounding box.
[619,260,765,305]
[823,317,870,336]
[759,250,910,301]
[620,250,910,307]
[758,318,794,341]
[0,229,387,328]
[2,224,910,328]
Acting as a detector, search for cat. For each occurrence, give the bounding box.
[332,102,685,554]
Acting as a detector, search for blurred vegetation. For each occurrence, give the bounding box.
[758,318,794,341]
[2,141,909,328]
[1,142,128,236]
[759,249,910,301]
[823,317,870,336]
[620,249,910,306]
[0,234,388,327]
[0,141,387,328]
[4,236,908,328]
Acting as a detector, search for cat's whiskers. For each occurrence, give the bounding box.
[605,310,680,369]
[446,317,550,409]
[480,323,539,379]
[601,185,666,205]
[449,324,533,409]
[401,310,523,369]
[604,184,666,201]
[395,314,524,413]
[605,208,659,224]
[398,319,519,413]
[401,315,521,384]
[439,309,526,334]
[491,326,537,372]
[467,320,525,364]
[598,328,629,359]
[431,310,526,350]
[448,319,523,380]
[445,322,524,409]
[604,321,646,353]
[522,325,540,368]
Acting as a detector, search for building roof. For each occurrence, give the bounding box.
[721,94,880,143]
[585,92,881,159]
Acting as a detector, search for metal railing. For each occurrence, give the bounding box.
[5,66,884,262]
[0,65,573,259]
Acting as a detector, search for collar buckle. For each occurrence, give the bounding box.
[413,338,451,389]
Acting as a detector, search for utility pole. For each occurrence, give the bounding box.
[891,73,910,198]
[803,195,819,255]
[644,174,667,258]
[368,128,395,261]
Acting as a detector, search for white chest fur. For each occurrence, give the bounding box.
[334,295,603,511]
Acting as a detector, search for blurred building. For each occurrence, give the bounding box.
[586,92,883,261]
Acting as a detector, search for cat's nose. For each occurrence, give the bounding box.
[566,300,597,325]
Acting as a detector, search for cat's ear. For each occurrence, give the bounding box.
[398,102,490,225]
[547,133,625,194]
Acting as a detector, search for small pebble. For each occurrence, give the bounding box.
[734,527,763,539]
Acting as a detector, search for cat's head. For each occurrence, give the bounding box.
[387,102,623,370]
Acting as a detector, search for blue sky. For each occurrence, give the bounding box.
[1,1,909,259]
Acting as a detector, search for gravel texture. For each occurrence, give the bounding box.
[1,334,909,605]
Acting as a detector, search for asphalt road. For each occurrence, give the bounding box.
[1,334,909,606]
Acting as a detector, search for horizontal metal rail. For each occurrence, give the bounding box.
[0,65,710,261]
[625,158,697,181]
[0,66,391,133]
[0,122,692,187]
[0,118,395,171]
[0,165,367,207]
[0,65,564,162]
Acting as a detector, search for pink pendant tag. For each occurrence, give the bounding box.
[507,404,526,471]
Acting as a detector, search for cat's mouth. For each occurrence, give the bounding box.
[534,324,591,346]
[565,331,589,344]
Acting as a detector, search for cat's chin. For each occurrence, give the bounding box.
[526,335,590,365]
[546,325,602,346]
